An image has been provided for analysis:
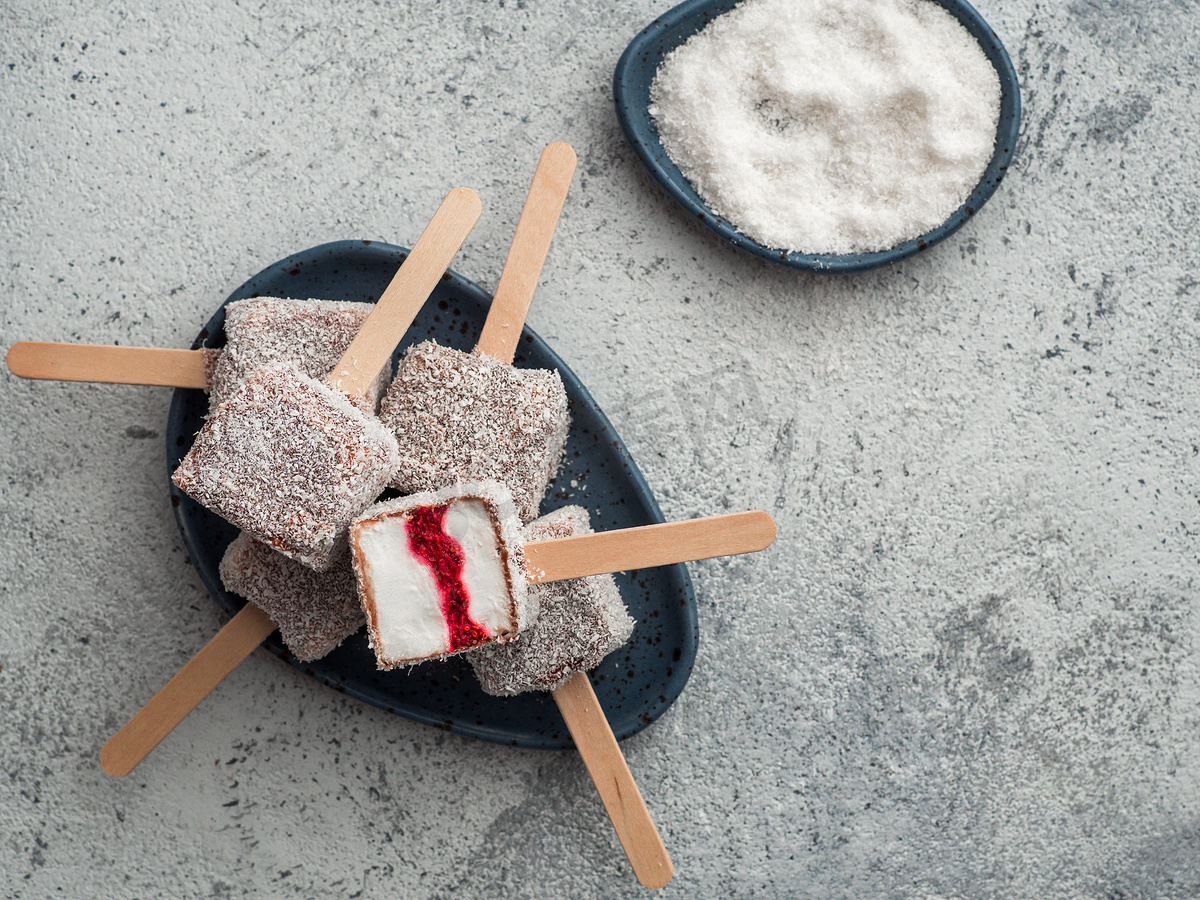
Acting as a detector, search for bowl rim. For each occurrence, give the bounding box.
[613,0,1022,273]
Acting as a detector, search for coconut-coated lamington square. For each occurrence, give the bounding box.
[173,363,401,571]
[468,505,634,696]
[219,533,363,663]
[208,297,389,413]
[377,341,569,522]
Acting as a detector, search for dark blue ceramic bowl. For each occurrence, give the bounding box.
[613,0,1021,272]
[166,240,698,749]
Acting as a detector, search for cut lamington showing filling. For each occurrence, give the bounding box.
[351,481,533,668]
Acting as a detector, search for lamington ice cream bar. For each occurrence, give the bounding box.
[378,341,569,522]
[209,297,390,413]
[173,363,402,571]
[372,144,576,525]
[351,480,532,668]
[469,505,634,696]
[219,533,364,663]
[173,187,480,573]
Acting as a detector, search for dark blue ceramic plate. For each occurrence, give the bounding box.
[613,0,1022,272]
[166,240,698,749]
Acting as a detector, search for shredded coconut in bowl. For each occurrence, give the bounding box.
[649,0,1001,255]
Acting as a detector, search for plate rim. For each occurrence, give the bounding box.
[166,238,700,749]
[612,0,1023,272]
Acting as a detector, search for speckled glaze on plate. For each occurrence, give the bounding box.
[166,240,697,750]
[613,0,1022,272]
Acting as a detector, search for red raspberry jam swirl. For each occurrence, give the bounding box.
[404,504,492,651]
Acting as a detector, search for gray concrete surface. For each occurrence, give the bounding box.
[2,0,1198,897]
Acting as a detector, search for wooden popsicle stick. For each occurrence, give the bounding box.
[476,142,576,364]
[532,510,771,887]
[6,342,210,388]
[524,509,776,584]
[328,186,482,400]
[553,672,673,889]
[100,603,276,777]
[11,186,479,395]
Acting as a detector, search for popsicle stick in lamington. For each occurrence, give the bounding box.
[6,342,215,388]
[8,297,389,407]
[379,142,577,522]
